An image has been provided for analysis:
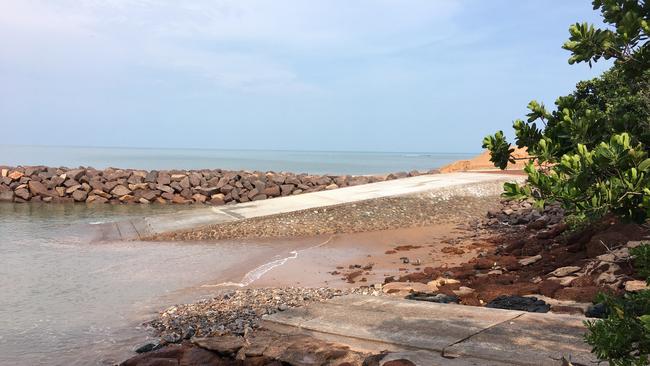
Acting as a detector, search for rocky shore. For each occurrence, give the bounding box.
[377,199,650,315]
[0,166,432,205]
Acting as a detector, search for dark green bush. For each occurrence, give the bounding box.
[483,1,650,364]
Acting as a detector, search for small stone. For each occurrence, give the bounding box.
[452,286,475,296]
[547,276,577,286]
[548,266,581,277]
[133,342,160,353]
[518,255,542,266]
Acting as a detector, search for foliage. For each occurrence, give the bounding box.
[585,244,650,366]
[482,0,650,223]
[481,2,650,364]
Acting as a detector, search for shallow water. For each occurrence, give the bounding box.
[0,145,475,175]
[0,203,308,366]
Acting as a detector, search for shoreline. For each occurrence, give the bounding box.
[122,192,650,365]
[0,165,436,205]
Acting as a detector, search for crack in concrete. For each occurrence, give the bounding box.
[440,312,525,359]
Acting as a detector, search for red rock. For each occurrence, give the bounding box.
[111,185,132,197]
[538,280,563,297]
[474,258,495,270]
[554,286,600,302]
[8,171,24,181]
[72,190,88,202]
[28,180,56,197]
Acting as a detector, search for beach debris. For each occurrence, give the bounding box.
[486,295,550,313]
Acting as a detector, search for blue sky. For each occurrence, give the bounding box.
[0,0,611,153]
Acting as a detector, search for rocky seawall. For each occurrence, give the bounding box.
[0,166,435,205]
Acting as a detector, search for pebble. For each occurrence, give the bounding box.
[147,287,381,342]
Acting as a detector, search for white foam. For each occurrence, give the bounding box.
[202,235,334,288]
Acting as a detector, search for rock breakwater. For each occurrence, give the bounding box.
[0,166,432,205]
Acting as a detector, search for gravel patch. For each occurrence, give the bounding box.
[154,189,502,241]
[146,287,382,343]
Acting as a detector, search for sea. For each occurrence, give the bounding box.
[0,145,475,175]
[0,145,475,365]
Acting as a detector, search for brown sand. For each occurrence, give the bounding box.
[440,147,530,173]
[233,223,484,289]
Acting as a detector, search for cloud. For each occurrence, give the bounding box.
[0,0,463,93]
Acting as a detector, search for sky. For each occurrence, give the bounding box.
[0,0,612,153]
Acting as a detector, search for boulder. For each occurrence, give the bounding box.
[210,194,225,205]
[192,193,207,203]
[263,185,281,197]
[192,336,244,356]
[189,173,201,187]
[280,184,294,196]
[28,180,56,197]
[144,170,158,183]
[111,185,132,197]
[14,188,30,200]
[66,169,86,181]
[157,173,171,185]
[8,171,25,181]
[0,190,14,202]
[179,176,191,189]
[86,195,108,204]
[72,190,88,202]
[252,194,267,201]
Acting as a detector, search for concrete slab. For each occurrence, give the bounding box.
[444,311,597,365]
[261,295,596,366]
[97,172,524,241]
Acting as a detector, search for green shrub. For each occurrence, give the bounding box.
[483,1,650,364]
[483,0,650,223]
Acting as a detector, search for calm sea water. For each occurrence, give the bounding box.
[0,203,316,366]
[0,145,475,365]
[0,145,475,175]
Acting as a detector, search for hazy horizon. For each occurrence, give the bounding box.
[1,1,612,153]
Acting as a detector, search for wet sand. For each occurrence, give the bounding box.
[209,223,485,290]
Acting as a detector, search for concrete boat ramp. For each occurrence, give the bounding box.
[97,172,524,241]
[262,295,596,366]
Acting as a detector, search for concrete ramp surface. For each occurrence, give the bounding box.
[96,172,524,241]
[262,295,596,366]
